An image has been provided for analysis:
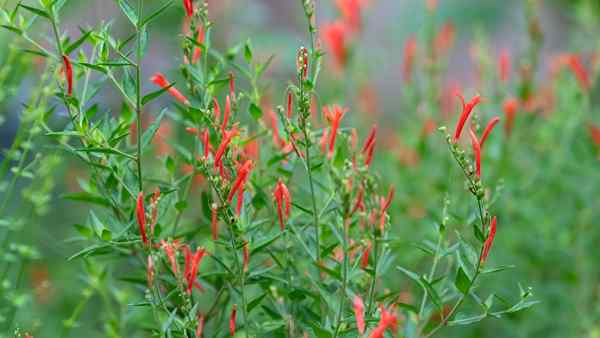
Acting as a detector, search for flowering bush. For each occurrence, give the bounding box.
[4,0,600,337]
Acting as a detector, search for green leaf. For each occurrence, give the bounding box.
[249,102,262,120]
[73,223,93,238]
[101,229,113,241]
[141,109,166,149]
[18,4,50,19]
[75,146,136,160]
[115,0,138,26]
[64,29,92,55]
[251,232,283,255]
[448,313,487,326]
[1,25,23,35]
[244,39,253,63]
[62,192,111,208]
[142,85,173,105]
[455,267,471,295]
[140,0,173,26]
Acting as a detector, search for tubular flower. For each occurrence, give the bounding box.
[184,246,207,294]
[136,192,148,246]
[480,216,497,265]
[378,186,395,233]
[368,305,398,338]
[297,47,309,80]
[150,188,161,237]
[360,240,371,269]
[213,127,238,170]
[322,21,348,70]
[353,295,366,334]
[323,104,348,159]
[287,90,294,118]
[498,49,511,83]
[453,94,482,142]
[213,97,221,121]
[227,160,253,203]
[229,305,237,336]
[568,54,590,92]
[351,186,365,215]
[236,187,244,216]
[588,123,600,149]
[191,26,205,64]
[195,314,205,338]
[479,117,501,148]
[201,129,210,159]
[273,180,291,231]
[335,0,363,32]
[266,108,291,152]
[211,204,219,240]
[183,0,194,16]
[222,95,231,133]
[402,36,417,84]
[469,129,481,178]
[147,255,154,288]
[502,98,518,136]
[433,21,455,58]
[362,124,377,166]
[160,240,179,274]
[243,241,250,272]
[150,72,190,105]
[62,55,73,96]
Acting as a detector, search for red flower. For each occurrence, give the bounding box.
[62,55,73,96]
[160,240,179,274]
[201,129,210,159]
[498,49,511,83]
[480,216,497,265]
[434,21,455,58]
[468,129,481,178]
[362,124,377,166]
[360,240,371,269]
[150,188,161,237]
[183,0,194,17]
[229,305,237,336]
[353,295,366,334]
[243,241,250,272]
[323,104,348,159]
[402,36,417,84]
[136,192,148,246]
[213,127,238,171]
[322,21,348,70]
[195,313,205,338]
[351,186,365,215]
[211,204,219,240]
[150,72,190,105]
[287,90,294,118]
[368,305,398,338]
[273,180,291,231]
[222,95,231,133]
[479,116,500,148]
[192,26,205,64]
[213,97,221,121]
[453,94,481,142]
[502,98,518,136]
[378,186,395,233]
[588,123,600,149]
[183,246,207,294]
[227,160,253,204]
[568,54,590,92]
[147,255,154,288]
[335,0,362,32]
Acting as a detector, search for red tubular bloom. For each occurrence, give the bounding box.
[201,129,210,159]
[402,36,417,84]
[136,192,148,245]
[503,98,518,136]
[335,0,362,32]
[362,124,377,166]
[568,54,590,92]
[434,21,455,57]
[498,49,511,83]
[227,160,253,203]
[150,72,190,105]
[588,123,600,148]
[243,241,249,272]
[479,117,500,148]
[160,240,178,274]
[185,127,199,135]
[353,295,366,334]
[195,314,205,338]
[480,216,497,265]
[236,187,244,216]
[229,305,237,336]
[211,204,219,240]
[183,0,194,16]
[184,246,206,294]
[273,180,292,231]
[378,186,395,233]
[147,255,154,288]
[469,129,481,178]
[323,105,348,159]
[222,95,231,133]
[213,127,238,170]
[287,90,293,118]
[351,186,365,215]
[192,26,205,64]
[368,305,398,338]
[453,94,482,142]
[360,240,371,269]
[322,21,348,70]
[213,97,221,121]
[62,55,73,96]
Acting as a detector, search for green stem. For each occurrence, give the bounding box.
[135,0,144,192]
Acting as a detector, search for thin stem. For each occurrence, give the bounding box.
[135,0,144,192]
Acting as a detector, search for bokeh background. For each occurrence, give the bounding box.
[1,0,600,337]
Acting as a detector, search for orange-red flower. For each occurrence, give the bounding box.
[195,313,205,338]
[335,0,363,32]
[136,192,148,246]
[183,0,194,17]
[498,49,511,83]
[62,55,73,96]
[402,36,417,84]
[468,129,481,178]
[192,26,205,64]
[567,54,590,92]
[150,72,190,105]
[229,305,237,336]
[227,159,253,204]
[160,240,179,274]
[323,105,348,159]
[322,21,348,70]
[273,180,291,231]
[353,295,366,334]
[362,124,377,166]
[502,98,518,136]
[183,245,207,294]
[479,116,500,148]
[213,127,238,171]
[453,94,481,142]
[360,240,371,269]
[480,216,497,265]
[378,186,395,233]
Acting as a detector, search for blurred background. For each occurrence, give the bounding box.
[1,0,600,337]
